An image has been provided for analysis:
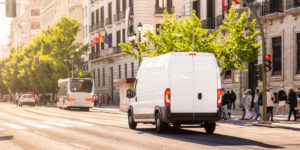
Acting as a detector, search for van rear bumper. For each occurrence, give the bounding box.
[160,107,221,123]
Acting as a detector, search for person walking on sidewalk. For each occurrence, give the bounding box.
[267,89,275,122]
[245,89,253,120]
[221,89,230,120]
[254,89,261,120]
[288,87,298,121]
[277,85,287,115]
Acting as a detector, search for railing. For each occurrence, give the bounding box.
[201,18,215,29]
[286,0,300,10]
[97,22,104,29]
[89,52,101,60]
[105,18,112,25]
[262,0,283,16]
[113,47,122,54]
[155,6,174,14]
[89,25,92,33]
[215,15,224,27]
[119,11,125,19]
[113,13,120,22]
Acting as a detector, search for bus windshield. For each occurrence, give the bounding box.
[70,79,93,93]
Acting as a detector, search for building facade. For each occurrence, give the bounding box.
[88,0,185,105]
[186,0,300,102]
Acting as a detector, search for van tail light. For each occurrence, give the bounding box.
[86,95,95,102]
[67,94,70,101]
[165,88,171,107]
[217,89,222,107]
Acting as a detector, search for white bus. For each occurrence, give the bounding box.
[57,78,94,111]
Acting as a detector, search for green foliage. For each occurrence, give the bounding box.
[119,7,261,71]
[0,15,89,94]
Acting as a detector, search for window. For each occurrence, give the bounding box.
[117,30,121,46]
[96,9,99,23]
[109,33,112,48]
[119,65,121,78]
[272,36,282,75]
[193,0,200,18]
[96,43,100,53]
[224,70,232,79]
[98,69,100,87]
[125,64,127,78]
[31,9,40,16]
[101,7,104,23]
[116,0,120,13]
[91,12,95,25]
[31,22,40,29]
[122,29,126,43]
[103,68,105,86]
[108,2,112,21]
[101,42,104,50]
[296,33,300,74]
[123,0,127,11]
[131,62,134,77]
[93,69,96,81]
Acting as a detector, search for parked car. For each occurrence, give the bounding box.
[19,94,35,107]
[2,95,10,102]
[127,52,222,134]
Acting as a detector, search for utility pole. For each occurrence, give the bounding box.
[238,0,269,123]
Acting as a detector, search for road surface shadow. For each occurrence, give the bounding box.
[136,127,282,149]
[0,136,13,141]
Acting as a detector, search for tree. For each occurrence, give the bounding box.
[119,6,260,72]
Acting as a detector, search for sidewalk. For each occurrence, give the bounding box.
[220,108,300,131]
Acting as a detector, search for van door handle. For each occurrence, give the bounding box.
[198,93,202,100]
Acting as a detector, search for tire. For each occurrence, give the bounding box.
[204,122,216,134]
[155,112,166,133]
[128,111,137,129]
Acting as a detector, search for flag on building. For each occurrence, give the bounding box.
[222,0,228,11]
[98,31,104,43]
[232,0,239,4]
[104,29,111,46]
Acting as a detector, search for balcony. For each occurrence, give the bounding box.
[201,18,215,29]
[97,22,104,29]
[113,13,120,22]
[89,52,101,60]
[119,11,125,20]
[261,1,283,16]
[286,0,300,15]
[89,25,92,33]
[155,6,174,14]
[105,18,112,26]
[113,47,122,54]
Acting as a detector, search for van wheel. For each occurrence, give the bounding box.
[128,111,137,129]
[155,112,166,133]
[204,122,216,134]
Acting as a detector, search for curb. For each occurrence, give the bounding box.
[252,123,300,131]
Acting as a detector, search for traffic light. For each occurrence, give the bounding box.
[255,64,263,81]
[265,54,272,72]
[5,0,16,18]
[35,56,40,65]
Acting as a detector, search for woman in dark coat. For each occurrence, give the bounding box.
[288,88,298,121]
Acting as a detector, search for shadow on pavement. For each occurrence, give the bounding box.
[0,136,13,141]
[136,128,282,149]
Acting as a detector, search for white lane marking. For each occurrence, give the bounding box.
[70,143,91,150]
[43,121,72,127]
[2,123,27,129]
[62,120,93,126]
[84,120,119,125]
[22,122,51,128]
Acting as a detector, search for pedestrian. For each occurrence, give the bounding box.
[287,87,298,121]
[245,89,253,120]
[231,90,237,110]
[267,89,275,122]
[15,94,19,106]
[241,90,248,120]
[297,87,300,111]
[226,91,232,119]
[94,94,98,107]
[98,93,103,107]
[253,89,261,120]
[221,89,229,120]
[277,85,287,115]
[105,94,111,105]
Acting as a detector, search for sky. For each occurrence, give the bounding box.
[0,4,11,46]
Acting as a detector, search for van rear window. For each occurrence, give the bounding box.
[70,79,93,93]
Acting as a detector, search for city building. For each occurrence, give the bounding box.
[88,0,185,105]
[186,0,300,102]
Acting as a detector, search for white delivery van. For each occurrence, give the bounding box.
[127,52,222,134]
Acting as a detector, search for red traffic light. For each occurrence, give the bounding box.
[35,56,40,65]
[265,54,272,61]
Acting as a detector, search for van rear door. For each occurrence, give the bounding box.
[170,55,194,116]
[193,55,218,117]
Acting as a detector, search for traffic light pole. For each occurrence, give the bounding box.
[239,0,269,123]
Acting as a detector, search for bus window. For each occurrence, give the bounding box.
[70,79,93,92]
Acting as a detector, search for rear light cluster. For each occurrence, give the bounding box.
[164,88,171,107]
[86,95,94,102]
[67,94,76,101]
[217,89,222,107]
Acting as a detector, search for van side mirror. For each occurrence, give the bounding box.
[126,89,136,98]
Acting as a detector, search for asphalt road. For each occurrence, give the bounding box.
[0,103,299,150]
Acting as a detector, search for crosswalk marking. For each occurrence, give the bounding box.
[84,119,128,126]
[22,122,51,128]
[2,123,27,129]
[62,120,93,126]
[43,121,72,127]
